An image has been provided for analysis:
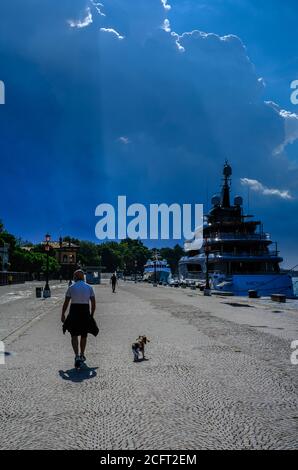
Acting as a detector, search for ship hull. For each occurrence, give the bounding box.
[143,269,171,283]
[211,273,295,298]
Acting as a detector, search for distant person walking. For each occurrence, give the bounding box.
[61,270,99,369]
[110,273,117,293]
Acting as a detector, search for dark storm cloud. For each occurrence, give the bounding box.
[0,0,297,265]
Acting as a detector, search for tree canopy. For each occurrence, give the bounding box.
[0,220,185,275]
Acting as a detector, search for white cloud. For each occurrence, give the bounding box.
[161,0,171,11]
[162,19,171,33]
[100,28,125,40]
[240,178,293,200]
[82,2,297,202]
[90,1,106,17]
[177,30,244,48]
[68,7,93,29]
[118,136,131,145]
[171,32,185,52]
[171,30,248,56]
[266,101,298,154]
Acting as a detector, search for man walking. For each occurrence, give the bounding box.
[110,272,117,293]
[61,269,98,369]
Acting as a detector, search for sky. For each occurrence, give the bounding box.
[0,0,298,266]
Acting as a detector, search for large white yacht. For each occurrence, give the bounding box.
[179,162,295,298]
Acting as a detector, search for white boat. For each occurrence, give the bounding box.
[143,258,171,284]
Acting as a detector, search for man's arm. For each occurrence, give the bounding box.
[90,296,96,317]
[61,297,70,323]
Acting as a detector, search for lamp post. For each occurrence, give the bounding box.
[43,233,51,298]
[153,249,159,287]
[68,240,73,286]
[204,238,211,295]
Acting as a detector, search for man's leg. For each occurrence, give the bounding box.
[71,336,79,356]
[80,336,87,355]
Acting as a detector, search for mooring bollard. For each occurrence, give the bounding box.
[248,290,258,299]
[271,294,286,303]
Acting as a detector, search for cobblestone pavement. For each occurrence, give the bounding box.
[0,282,297,450]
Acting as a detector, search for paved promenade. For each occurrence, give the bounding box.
[0,281,297,450]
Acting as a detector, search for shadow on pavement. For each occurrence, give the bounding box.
[59,364,98,382]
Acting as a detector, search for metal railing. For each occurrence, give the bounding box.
[207,232,271,241]
[209,250,279,258]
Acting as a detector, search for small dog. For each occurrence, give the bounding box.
[132,335,150,362]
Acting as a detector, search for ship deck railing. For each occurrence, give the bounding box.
[208,250,280,258]
[206,233,271,241]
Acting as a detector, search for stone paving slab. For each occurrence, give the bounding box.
[0,282,297,450]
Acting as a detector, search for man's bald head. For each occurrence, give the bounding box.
[73,269,85,281]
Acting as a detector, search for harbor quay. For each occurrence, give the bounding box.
[0,280,297,450]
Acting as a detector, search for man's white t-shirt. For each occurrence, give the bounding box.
[65,280,95,304]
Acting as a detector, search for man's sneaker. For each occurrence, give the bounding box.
[80,354,86,362]
[74,355,82,369]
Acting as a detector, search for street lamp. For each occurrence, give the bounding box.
[153,249,159,287]
[43,233,51,298]
[68,239,72,286]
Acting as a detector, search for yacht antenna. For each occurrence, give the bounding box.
[221,161,232,207]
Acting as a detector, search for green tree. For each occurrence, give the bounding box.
[78,241,101,267]
[0,226,18,266]
[63,236,80,245]
[119,239,151,273]
[98,242,123,272]
[10,249,60,274]
[160,244,184,274]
